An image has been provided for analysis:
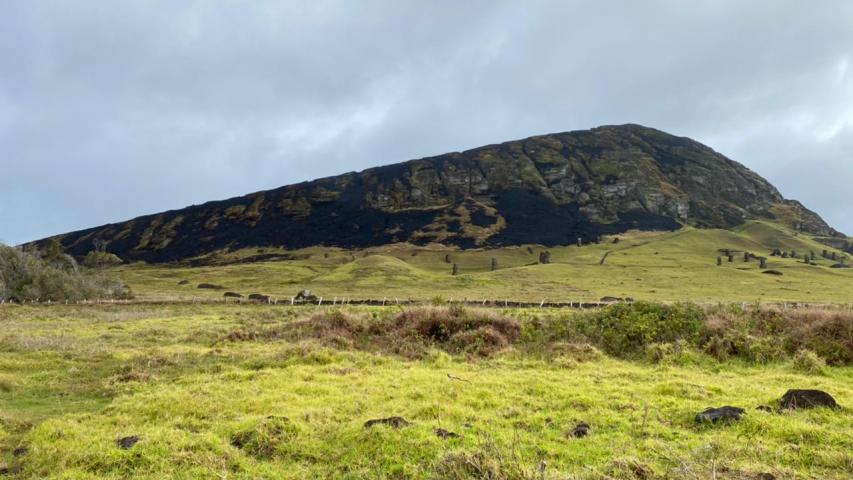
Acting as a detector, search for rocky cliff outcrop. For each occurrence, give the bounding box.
[34,124,841,262]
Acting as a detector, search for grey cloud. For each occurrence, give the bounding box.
[1,0,852,245]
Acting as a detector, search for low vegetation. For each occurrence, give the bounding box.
[2,302,850,478]
[0,244,131,303]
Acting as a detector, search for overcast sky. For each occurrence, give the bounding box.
[1,0,852,245]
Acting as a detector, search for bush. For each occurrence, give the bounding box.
[702,306,853,365]
[792,348,827,375]
[394,306,520,357]
[82,251,123,268]
[0,245,131,302]
[579,302,705,357]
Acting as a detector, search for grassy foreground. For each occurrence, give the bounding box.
[112,222,853,304]
[1,303,851,479]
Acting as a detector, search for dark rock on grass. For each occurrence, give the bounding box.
[567,422,591,438]
[756,405,774,413]
[12,447,27,457]
[197,283,225,290]
[248,293,271,302]
[761,270,783,276]
[830,263,850,269]
[117,435,140,450]
[364,416,411,429]
[223,291,242,298]
[177,279,190,285]
[756,474,776,480]
[779,389,839,410]
[434,428,461,440]
[695,406,745,423]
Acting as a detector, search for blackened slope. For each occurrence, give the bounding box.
[33,124,841,262]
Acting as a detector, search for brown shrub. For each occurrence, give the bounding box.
[395,306,520,343]
[448,326,510,357]
[782,308,853,365]
[702,306,853,365]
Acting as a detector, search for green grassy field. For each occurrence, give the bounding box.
[1,303,851,479]
[113,222,852,304]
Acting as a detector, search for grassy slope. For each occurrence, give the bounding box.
[1,304,852,479]
[113,221,853,304]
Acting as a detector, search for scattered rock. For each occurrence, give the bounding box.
[779,389,839,410]
[755,405,774,413]
[695,406,745,423]
[567,422,591,438]
[12,447,27,457]
[117,435,140,450]
[364,416,411,429]
[755,474,776,480]
[248,293,270,303]
[434,428,461,440]
[197,283,224,290]
[830,263,850,269]
[223,291,242,298]
[177,279,190,285]
[761,270,783,276]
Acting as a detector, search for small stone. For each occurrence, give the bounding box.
[568,422,591,438]
[755,405,774,413]
[363,416,411,429]
[695,406,745,423]
[434,428,461,440]
[117,435,140,450]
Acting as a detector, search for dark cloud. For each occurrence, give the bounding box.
[1,0,851,245]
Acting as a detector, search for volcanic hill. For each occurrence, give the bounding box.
[37,124,842,263]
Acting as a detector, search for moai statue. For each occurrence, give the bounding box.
[791,250,797,259]
[539,251,551,264]
[782,251,789,258]
[724,248,731,256]
[577,237,583,247]
[744,252,750,262]
[445,253,452,263]
[527,246,534,254]
[759,257,767,269]
[491,257,498,271]
[717,256,722,266]
[831,252,838,261]
[810,251,816,261]
[451,263,459,275]
[728,254,734,263]
[822,250,829,258]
